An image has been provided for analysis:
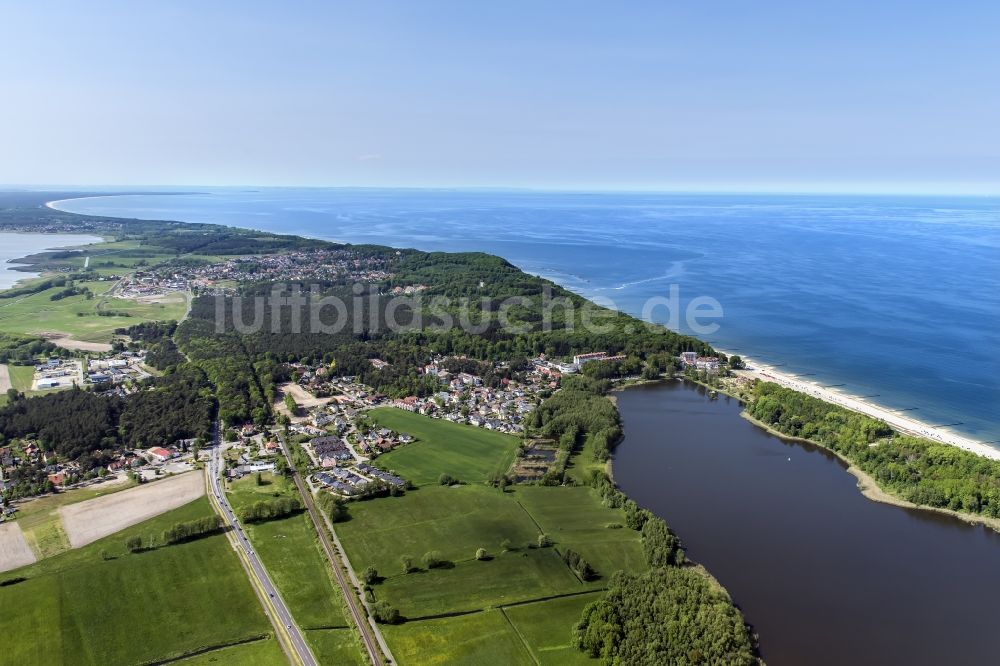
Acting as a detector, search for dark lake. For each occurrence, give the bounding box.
[613,380,1000,666]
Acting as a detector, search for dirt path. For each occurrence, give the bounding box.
[59,472,205,548]
[0,522,37,572]
[0,364,11,393]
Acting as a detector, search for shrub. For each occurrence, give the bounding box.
[422,550,447,569]
[372,600,400,624]
[361,565,379,585]
[563,549,598,581]
[537,533,551,548]
[475,548,489,561]
[124,535,143,553]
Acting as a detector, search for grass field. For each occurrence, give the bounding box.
[175,639,287,665]
[0,498,274,665]
[227,474,364,664]
[368,407,520,485]
[380,547,583,618]
[338,485,539,574]
[0,277,187,343]
[329,411,653,665]
[381,610,535,665]
[515,486,649,578]
[503,593,606,665]
[8,364,34,392]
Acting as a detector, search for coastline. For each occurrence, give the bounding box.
[718,349,1000,462]
[42,193,999,463]
[0,231,103,291]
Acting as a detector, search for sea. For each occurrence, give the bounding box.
[49,189,1000,444]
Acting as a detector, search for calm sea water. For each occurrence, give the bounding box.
[614,380,1000,666]
[50,189,1000,443]
[0,232,102,289]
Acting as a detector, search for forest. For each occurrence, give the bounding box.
[0,366,214,462]
[747,382,1000,518]
[575,567,758,665]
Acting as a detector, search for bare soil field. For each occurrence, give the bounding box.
[0,522,36,572]
[0,364,11,393]
[281,382,330,408]
[41,332,113,353]
[59,472,205,548]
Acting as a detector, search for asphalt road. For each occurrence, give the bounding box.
[207,433,317,666]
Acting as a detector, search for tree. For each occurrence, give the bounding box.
[400,555,415,573]
[372,600,400,624]
[438,473,457,486]
[500,538,512,552]
[125,535,143,553]
[422,551,446,569]
[537,533,551,548]
[361,565,379,585]
[475,547,489,560]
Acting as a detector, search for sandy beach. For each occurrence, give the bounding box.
[723,351,1000,462]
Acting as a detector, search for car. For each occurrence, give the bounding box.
[286,624,291,629]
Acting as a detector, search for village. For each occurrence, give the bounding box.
[3,346,728,515]
[114,248,405,299]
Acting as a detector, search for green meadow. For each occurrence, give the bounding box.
[337,484,539,574]
[503,593,607,665]
[332,411,649,664]
[0,276,187,343]
[381,610,534,665]
[8,364,34,391]
[0,498,273,665]
[227,474,365,665]
[174,638,287,666]
[368,407,520,485]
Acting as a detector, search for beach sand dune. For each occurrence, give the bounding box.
[0,522,36,572]
[59,472,205,548]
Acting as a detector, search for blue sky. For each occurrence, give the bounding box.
[1,1,997,193]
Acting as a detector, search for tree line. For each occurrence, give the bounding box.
[748,381,1000,518]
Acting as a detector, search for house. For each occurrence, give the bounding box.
[240,461,276,474]
[680,351,698,366]
[147,447,173,462]
[573,352,608,367]
[695,356,720,371]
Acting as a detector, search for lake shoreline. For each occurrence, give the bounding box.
[0,231,103,291]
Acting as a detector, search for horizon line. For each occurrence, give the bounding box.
[7,182,999,198]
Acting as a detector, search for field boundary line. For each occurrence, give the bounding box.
[499,607,541,666]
